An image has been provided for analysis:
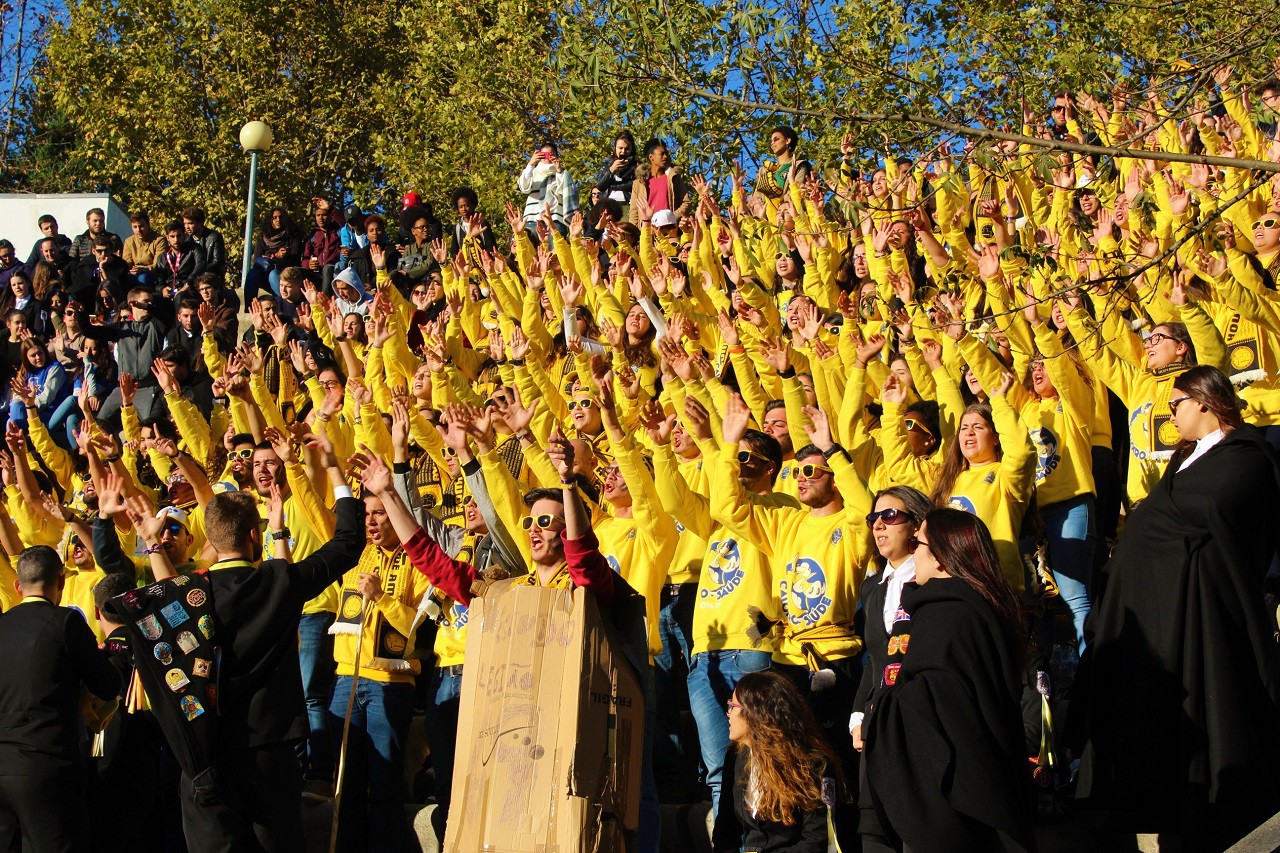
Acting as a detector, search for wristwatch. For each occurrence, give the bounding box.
[271,527,290,539]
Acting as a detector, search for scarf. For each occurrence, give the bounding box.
[330,545,417,672]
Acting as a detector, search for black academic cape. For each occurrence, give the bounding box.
[1071,425,1280,841]
[864,578,1033,853]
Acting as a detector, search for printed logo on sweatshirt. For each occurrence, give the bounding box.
[445,602,470,631]
[780,557,831,627]
[701,539,744,601]
[947,495,977,515]
[1030,426,1060,484]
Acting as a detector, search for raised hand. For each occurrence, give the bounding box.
[119,372,136,406]
[350,446,392,495]
[800,404,834,451]
[683,397,713,442]
[855,333,887,367]
[263,426,295,462]
[881,373,907,405]
[346,377,372,407]
[721,392,751,445]
[638,400,674,445]
[546,427,576,481]
[151,357,181,395]
[761,336,792,374]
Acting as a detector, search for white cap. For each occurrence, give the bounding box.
[651,209,678,229]
[156,506,190,532]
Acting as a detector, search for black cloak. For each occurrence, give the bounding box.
[1071,424,1280,843]
[864,577,1034,853]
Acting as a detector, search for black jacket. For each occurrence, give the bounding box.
[864,578,1032,853]
[595,156,637,203]
[68,254,131,306]
[1072,425,1280,837]
[97,497,366,751]
[853,569,892,718]
[154,241,206,294]
[0,599,120,777]
[349,241,400,289]
[191,228,227,280]
[712,747,828,853]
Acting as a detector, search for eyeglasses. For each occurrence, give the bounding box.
[914,537,933,553]
[521,514,564,530]
[568,399,595,410]
[1144,332,1172,347]
[229,448,253,460]
[63,309,77,316]
[1169,394,1193,414]
[726,701,744,714]
[69,536,82,549]
[412,289,429,297]
[443,447,457,458]
[411,224,429,232]
[129,301,154,310]
[795,463,832,480]
[737,450,770,465]
[1253,217,1280,231]
[161,522,185,537]
[903,418,932,435]
[865,507,913,526]
[319,379,343,389]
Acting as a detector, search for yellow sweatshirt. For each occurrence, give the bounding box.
[710,448,872,666]
[941,394,1036,590]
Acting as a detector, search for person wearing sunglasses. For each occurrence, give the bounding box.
[712,670,842,853]
[877,374,943,493]
[1065,284,1223,506]
[849,486,931,761]
[863,508,1031,853]
[644,396,791,816]
[1074,366,1280,848]
[92,285,171,423]
[218,433,259,492]
[711,394,871,851]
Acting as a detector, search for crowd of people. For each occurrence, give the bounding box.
[3,66,1280,853]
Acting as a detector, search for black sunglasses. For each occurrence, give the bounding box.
[865,507,913,526]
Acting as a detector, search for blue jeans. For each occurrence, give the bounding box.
[687,649,773,815]
[425,669,464,832]
[652,584,695,803]
[47,393,80,449]
[1042,494,1096,655]
[298,612,335,778]
[327,676,414,852]
[244,257,281,305]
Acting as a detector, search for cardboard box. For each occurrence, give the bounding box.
[446,582,647,853]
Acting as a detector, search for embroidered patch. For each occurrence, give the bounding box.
[175,631,198,655]
[160,601,190,628]
[171,576,190,587]
[165,669,190,692]
[191,658,211,678]
[893,606,909,623]
[180,696,204,720]
[831,528,843,545]
[198,615,214,639]
[186,589,206,608]
[146,584,165,598]
[883,663,901,685]
[137,615,163,640]
[153,642,174,665]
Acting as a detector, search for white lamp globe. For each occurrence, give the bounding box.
[239,121,273,153]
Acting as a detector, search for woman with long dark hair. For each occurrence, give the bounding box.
[712,670,843,853]
[863,507,1032,853]
[1073,365,1280,849]
[250,207,303,297]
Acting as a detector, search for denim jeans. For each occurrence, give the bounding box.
[47,393,80,449]
[298,612,335,778]
[327,676,415,852]
[652,583,695,803]
[1042,494,1096,655]
[425,669,464,834]
[687,649,773,815]
[244,257,281,305]
[639,661,662,853]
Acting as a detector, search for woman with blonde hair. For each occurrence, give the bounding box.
[712,670,843,852]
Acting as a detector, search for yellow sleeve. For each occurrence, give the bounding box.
[652,444,714,540]
[610,433,678,598]
[284,459,336,539]
[203,335,226,379]
[25,416,72,487]
[479,448,532,565]
[709,446,794,556]
[163,392,214,469]
[249,374,286,432]
[1066,307,1147,408]
[991,394,1036,501]
[354,404,394,461]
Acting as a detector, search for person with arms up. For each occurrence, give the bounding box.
[0,545,120,852]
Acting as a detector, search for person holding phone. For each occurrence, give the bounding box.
[517,141,579,235]
[595,130,637,218]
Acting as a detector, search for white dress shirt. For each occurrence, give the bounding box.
[850,555,916,732]
[1176,428,1224,472]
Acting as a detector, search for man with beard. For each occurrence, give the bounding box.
[643,397,798,816]
[92,469,207,585]
[709,393,872,851]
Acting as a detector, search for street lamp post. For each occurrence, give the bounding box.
[238,120,273,297]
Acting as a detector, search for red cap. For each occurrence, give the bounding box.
[402,191,422,209]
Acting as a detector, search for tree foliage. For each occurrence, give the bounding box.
[6,0,1279,248]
